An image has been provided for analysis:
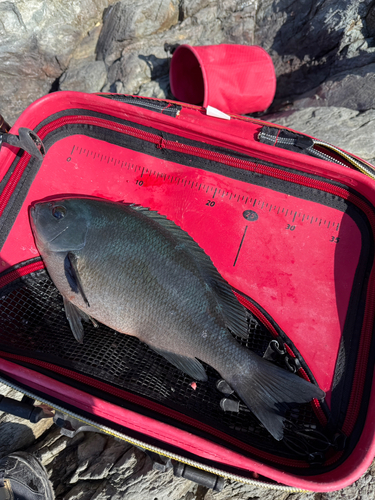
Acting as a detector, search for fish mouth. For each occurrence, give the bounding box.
[29,202,41,222]
[29,205,36,220]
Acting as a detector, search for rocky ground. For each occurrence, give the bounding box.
[2,0,375,498]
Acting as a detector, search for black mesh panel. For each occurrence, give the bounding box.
[0,269,327,462]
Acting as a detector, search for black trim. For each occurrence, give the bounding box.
[97,94,182,117]
[0,154,42,250]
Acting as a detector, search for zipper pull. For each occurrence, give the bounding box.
[0,127,45,160]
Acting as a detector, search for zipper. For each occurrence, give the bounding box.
[0,372,305,493]
[312,140,375,181]
[258,126,375,179]
[0,259,44,288]
[1,112,375,455]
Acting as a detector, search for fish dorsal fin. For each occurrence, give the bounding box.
[150,347,208,382]
[130,205,248,339]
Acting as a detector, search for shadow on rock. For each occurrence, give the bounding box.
[256,0,375,108]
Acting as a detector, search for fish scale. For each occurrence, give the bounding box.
[30,197,325,440]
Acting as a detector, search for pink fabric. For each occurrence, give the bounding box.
[170,44,276,115]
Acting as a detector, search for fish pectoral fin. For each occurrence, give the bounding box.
[150,347,208,382]
[64,252,90,307]
[63,297,92,343]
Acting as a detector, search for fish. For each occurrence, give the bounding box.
[29,196,325,440]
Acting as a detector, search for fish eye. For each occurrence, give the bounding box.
[52,206,67,219]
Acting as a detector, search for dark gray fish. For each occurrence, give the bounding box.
[30,197,325,440]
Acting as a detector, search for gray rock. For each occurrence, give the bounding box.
[0,0,117,124]
[59,25,108,93]
[59,60,108,93]
[95,0,258,98]
[0,0,260,118]
[255,0,375,110]
[290,63,375,112]
[180,0,218,20]
[96,0,180,66]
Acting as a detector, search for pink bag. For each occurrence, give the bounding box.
[169,44,276,114]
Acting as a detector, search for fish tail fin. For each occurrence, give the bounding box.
[226,357,325,441]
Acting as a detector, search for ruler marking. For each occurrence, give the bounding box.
[234,226,248,267]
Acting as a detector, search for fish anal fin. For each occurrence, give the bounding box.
[150,347,208,382]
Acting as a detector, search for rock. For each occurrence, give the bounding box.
[59,25,108,93]
[74,436,131,482]
[263,106,375,164]
[255,0,375,110]
[0,0,117,125]
[27,426,85,467]
[0,0,260,120]
[290,63,375,111]
[96,0,180,66]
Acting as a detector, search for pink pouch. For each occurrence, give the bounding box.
[169,44,276,115]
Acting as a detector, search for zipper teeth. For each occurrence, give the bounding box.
[0,260,45,288]
[313,140,375,180]
[2,114,374,447]
[308,146,349,168]
[0,154,30,216]
[259,129,375,175]
[0,373,305,493]
[258,131,349,168]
